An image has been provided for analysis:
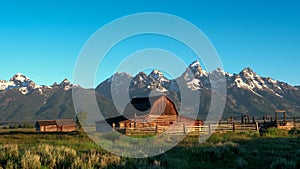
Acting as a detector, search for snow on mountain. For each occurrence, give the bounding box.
[181,61,208,90]
[2,61,299,100]
[149,70,169,82]
[236,68,265,89]
[132,72,149,89]
[0,73,36,94]
[188,61,208,77]
[226,67,300,98]
[59,79,73,91]
[148,70,170,92]
[0,73,73,95]
[131,71,169,93]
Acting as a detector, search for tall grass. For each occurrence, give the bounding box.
[0,128,300,169]
[270,158,296,169]
[260,127,289,137]
[0,144,123,169]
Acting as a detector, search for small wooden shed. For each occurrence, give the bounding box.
[35,120,57,132]
[35,119,76,132]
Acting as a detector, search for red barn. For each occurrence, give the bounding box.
[96,95,202,133]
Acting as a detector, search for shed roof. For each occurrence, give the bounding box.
[36,120,57,126]
[56,119,76,126]
[36,119,76,126]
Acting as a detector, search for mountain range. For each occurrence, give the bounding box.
[1,61,300,123]
[96,61,300,119]
[0,74,118,123]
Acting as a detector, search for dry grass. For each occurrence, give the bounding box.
[0,128,299,168]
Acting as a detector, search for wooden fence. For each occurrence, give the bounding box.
[123,122,259,135]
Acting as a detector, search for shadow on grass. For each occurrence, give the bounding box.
[103,134,300,169]
[0,130,79,135]
[0,129,299,169]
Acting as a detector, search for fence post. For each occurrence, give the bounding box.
[155,122,158,133]
[233,123,236,132]
[183,123,186,134]
[208,124,211,135]
[255,122,259,131]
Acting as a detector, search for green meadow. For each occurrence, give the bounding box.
[0,128,299,169]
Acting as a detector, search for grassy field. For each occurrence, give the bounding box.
[0,127,299,169]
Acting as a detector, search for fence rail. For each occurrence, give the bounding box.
[295,123,300,128]
[122,123,259,135]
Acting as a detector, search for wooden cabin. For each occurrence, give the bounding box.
[35,120,57,132]
[35,119,76,132]
[96,95,202,133]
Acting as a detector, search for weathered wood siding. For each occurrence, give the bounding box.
[150,96,177,116]
[44,125,58,132]
[36,119,76,132]
[60,126,76,132]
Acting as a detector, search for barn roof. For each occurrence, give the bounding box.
[36,119,76,126]
[96,116,128,124]
[36,120,56,126]
[123,95,178,118]
[96,95,182,125]
[130,95,163,111]
[56,119,76,126]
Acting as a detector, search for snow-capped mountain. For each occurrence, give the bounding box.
[0,74,82,123]
[52,78,74,91]
[181,62,206,91]
[1,61,300,123]
[96,61,297,97]
[0,73,43,94]
[228,67,298,99]
[96,61,300,118]
[0,73,73,95]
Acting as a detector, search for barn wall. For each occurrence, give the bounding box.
[177,116,200,126]
[44,125,58,132]
[150,97,177,116]
[164,99,177,116]
[61,126,76,132]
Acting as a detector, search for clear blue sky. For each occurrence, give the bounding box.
[1,0,300,86]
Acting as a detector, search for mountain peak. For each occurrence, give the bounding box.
[114,72,131,77]
[211,67,225,75]
[186,60,208,77]
[59,79,72,90]
[189,61,201,69]
[216,67,224,72]
[241,67,255,75]
[149,69,163,78]
[62,78,70,83]
[136,71,148,77]
[10,73,30,83]
[211,67,232,77]
[60,78,71,85]
[149,69,169,83]
[151,69,162,75]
